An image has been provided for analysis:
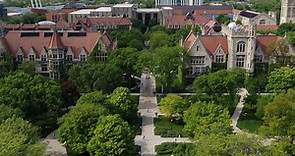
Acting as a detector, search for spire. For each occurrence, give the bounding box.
[48,31,64,49]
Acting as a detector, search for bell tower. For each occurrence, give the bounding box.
[280,0,295,24]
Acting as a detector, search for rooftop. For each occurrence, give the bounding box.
[113,3,135,8]
[136,8,161,13]
[69,9,95,15]
[239,10,259,18]
[93,7,112,12]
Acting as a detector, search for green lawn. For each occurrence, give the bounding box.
[154,116,187,137]
[237,110,263,134]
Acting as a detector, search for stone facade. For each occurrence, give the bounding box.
[280,0,295,24]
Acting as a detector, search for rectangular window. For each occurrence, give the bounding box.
[215,55,224,63]
[186,67,193,76]
[95,52,107,61]
[41,64,48,71]
[41,55,47,61]
[191,56,205,65]
[0,52,4,60]
[29,55,35,61]
[236,55,245,67]
[80,55,86,62]
[194,67,207,75]
[53,54,57,59]
[254,55,263,63]
[66,55,73,61]
[59,53,63,59]
[196,46,199,51]
[17,55,23,62]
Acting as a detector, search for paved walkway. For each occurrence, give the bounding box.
[231,88,249,133]
[43,130,67,156]
[135,73,191,156]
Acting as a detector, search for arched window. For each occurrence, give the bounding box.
[236,41,246,53]
[259,19,266,24]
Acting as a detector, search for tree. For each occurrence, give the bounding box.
[110,29,144,48]
[277,23,295,36]
[69,62,123,93]
[268,38,292,66]
[0,105,22,123]
[57,103,108,154]
[17,61,37,76]
[216,15,231,25]
[149,31,169,49]
[194,133,267,156]
[250,0,281,12]
[0,117,45,156]
[255,95,274,119]
[87,115,134,156]
[183,102,231,139]
[77,91,106,106]
[0,13,46,24]
[0,72,64,130]
[107,87,137,120]
[260,89,295,137]
[135,50,153,74]
[266,66,295,93]
[0,53,15,78]
[152,46,184,91]
[159,94,189,120]
[288,32,295,46]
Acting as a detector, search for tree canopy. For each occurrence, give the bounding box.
[260,89,295,137]
[266,66,295,93]
[159,94,190,119]
[58,103,108,154]
[87,115,134,156]
[183,102,231,138]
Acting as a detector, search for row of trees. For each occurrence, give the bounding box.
[57,88,138,155]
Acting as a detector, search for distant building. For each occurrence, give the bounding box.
[234,10,276,26]
[280,0,295,24]
[76,17,132,31]
[0,30,116,79]
[155,0,203,7]
[182,23,284,78]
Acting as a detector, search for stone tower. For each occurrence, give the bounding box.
[280,0,295,24]
[48,31,65,79]
[223,23,256,73]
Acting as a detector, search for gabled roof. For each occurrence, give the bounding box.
[48,31,64,49]
[200,35,228,55]
[183,31,197,50]
[256,35,280,55]
[4,31,102,58]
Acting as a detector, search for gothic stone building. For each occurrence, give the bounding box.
[280,0,295,24]
[0,30,116,79]
[182,23,280,78]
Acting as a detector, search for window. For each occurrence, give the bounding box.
[41,64,48,71]
[236,41,246,53]
[41,55,47,61]
[259,19,266,24]
[186,67,193,76]
[29,55,35,61]
[194,67,207,75]
[17,55,23,62]
[215,55,224,63]
[59,53,63,59]
[95,52,107,61]
[80,55,86,62]
[196,45,199,51]
[254,55,263,63]
[236,55,245,67]
[53,54,57,59]
[0,52,4,60]
[191,56,205,65]
[66,55,73,61]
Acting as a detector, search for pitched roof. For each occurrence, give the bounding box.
[183,31,197,50]
[48,31,64,49]
[256,35,280,55]
[165,15,211,26]
[4,31,102,58]
[200,35,228,55]
[256,25,278,31]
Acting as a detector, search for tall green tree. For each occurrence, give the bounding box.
[266,66,295,93]
[58,103,108,154]
[0,72,64,129]
[152,46,184,91]
[87,115,134,156]
[183,102,231,138]
[159,94,189,120]
[0,117,45,156]
[149,31,169,49]
[260,89,295,137]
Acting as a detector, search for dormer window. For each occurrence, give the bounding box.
[66,54,73,61]
[80,55,86,62]
[17,54,23,62]
[29,54,35,61]
[196,45,199,51]
[41,54,47,61]
[215,55,224,63]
